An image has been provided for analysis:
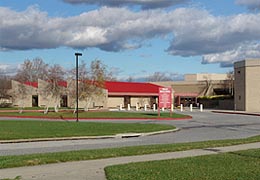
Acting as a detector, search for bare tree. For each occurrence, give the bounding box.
[226,70,234,96]
[146,72,173,82]
[201,75,212,96]
[15,58,48,82]
[0,75,12,107]
[68,59,110,111]
[126,76,134,82]
[42,64,65,113]
[13,58,48,112]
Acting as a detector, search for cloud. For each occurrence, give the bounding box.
[202,43,260,67]
[0,6,67,50]
[0,64,19,75]
[0,6,173,51]
[62,0,189,9]
[1,6,260,67]
[236,0,260,10]
[166,10,260,56]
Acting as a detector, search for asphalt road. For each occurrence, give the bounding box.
[1,110,260,156]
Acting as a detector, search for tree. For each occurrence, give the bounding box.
[126,76,134,82]
[68,59,110,111]
[226,70,234,96]
[0,75,12,107]
[146,72,173,82]
[15,58,48,82]
[13,58,48,112]
[41,64,65,113]
[201,75,212,96]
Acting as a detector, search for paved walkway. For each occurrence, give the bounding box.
[1,142,260,180]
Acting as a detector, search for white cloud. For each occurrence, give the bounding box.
[0,64,19,75]
[1,6,260,66]
[166,10,260,56]
[63,0,189,9]
[0,6,173,51]
[202,43,260,67]
[236,0,260,10]
[0,6,67,50]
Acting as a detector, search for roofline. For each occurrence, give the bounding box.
[108,92,159,96]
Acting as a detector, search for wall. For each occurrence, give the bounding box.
[234,59,260,112]
[11,80,37,107]
[234,62,246,111]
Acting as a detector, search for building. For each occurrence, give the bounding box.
[184,73,229,81]
[105,81,162,109]
[152,73,231,107]
[8,80,164,110]
[234,59,260,112]
[5,73,234,110]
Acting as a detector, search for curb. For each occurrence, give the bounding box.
[0,128,180,144]
[0,115,192,121]
[212,110,260,116]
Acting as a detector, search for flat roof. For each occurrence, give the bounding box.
[234,59,260,68]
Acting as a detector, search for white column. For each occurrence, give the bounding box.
[190,104,193,112]
[153,104,156,111]
[180,104,183,112]
[127,104,131,111]
[162,107,165,111]
[136,103,139,111]
[144,104,147,111]
[200,104,203,112]
[119,104,123,111]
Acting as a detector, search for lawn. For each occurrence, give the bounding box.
[105,148,260,180]
[0,111,189,119]
[0,120,175,140]
[0,135,260,169]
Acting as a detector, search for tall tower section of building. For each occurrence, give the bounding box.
[234,59,260,112]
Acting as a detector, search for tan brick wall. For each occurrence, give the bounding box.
[11,80,37,107]
[234,66,246,111]
[234,59,260,112]
[245,66,260,112]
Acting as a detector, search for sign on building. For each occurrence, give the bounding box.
[158,87,172,108]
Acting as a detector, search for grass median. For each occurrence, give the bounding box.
[0,120,175,140]
[105,148,260,180]
[0,135,260,169]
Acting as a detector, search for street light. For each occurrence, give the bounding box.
[75,52,82,122]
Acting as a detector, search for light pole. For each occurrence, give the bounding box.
[75,52,82,122]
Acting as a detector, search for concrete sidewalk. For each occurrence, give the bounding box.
[0,142,260,180]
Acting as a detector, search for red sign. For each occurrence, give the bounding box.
[159,87,172,108]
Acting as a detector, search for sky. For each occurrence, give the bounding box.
[1,0,260,81]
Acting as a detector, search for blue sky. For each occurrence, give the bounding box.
[1,0,260,80]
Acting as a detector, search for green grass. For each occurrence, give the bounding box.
[105,148,260,180]
[0,111,189,119]
[0,135,260,169]
[0,176,21,180]
[0,120,175,140]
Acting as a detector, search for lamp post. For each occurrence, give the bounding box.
[75,52,82,122]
